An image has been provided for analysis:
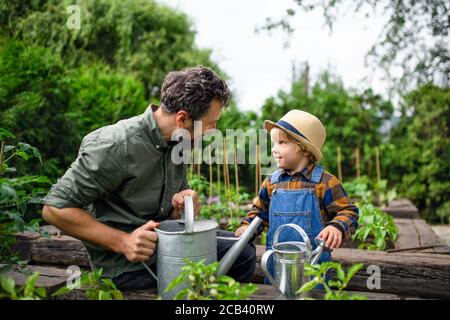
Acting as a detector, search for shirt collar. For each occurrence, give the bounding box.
[280,162,316,181]
[143,104,168,150]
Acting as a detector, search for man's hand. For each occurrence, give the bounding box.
[170,189,201,219]
[234,224,249,238]
[317,225,343,250]
[120,220,160,262]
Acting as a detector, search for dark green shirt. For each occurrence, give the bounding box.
[43,104,189,278]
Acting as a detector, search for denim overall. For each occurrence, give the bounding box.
[264,165,331,284]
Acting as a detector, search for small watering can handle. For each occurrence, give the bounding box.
[310,237,332,264]
[273,224,312,255]
[260,250,286,297]
[184,196,194,234]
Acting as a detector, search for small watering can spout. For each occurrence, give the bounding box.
[216,216,262,277]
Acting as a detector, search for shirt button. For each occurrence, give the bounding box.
[160,208,164,212]
[156,145,160,149]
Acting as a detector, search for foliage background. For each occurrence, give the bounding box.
[0,0,448,223]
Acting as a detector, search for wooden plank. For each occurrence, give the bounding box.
[254,245,450,299]
[383,199,419,219]
[394,218,442,251]
[413,219,442,247]
[251,284,403,300]
[331,248,450,299]
[11,232,42,261]
[31,235,91,267]
[4,265,69,294]
[14,226,450,299]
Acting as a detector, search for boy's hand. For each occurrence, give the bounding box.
[234,224,249,238]
[318,225,343,249]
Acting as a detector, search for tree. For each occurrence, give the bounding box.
[0,0,223,99]
[393,84,450,223]
[259,0,450,93]
[0,40,146,179]
[261,67,393,178]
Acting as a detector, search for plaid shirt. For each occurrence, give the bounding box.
[242,163,359,240]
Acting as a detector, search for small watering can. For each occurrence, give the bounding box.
[261,224,331,300]
[144,196,261,299]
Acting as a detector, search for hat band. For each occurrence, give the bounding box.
[277,120,310,142]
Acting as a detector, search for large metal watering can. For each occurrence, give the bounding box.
[261,224,330,300]
[144,196,261,299]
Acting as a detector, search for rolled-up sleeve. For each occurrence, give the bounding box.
[43,138,126,209]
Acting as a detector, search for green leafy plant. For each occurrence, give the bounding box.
[374,179,398,208]
[342,176,374,204]
[226,218,242,232]
[165,259,257,300]
[0,129,51,272]
[353,203,398,250]
[0,272,46,300]
[52,268,123,300]
[200,202,228,221]
[260,229,267,245]
[298,262,367,300]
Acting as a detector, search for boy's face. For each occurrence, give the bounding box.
[270,128,309,171]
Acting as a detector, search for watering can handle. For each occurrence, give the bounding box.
[273,224,312,255]
[310,237,332,264]
[184,195,194,234]
[260,250,285,297]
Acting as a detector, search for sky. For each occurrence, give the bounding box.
[163,0,388,113]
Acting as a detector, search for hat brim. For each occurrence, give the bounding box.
[264,120,323,162]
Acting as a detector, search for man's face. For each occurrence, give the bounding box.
[186,99,223,141]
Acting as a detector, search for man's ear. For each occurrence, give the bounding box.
[175,110,192,129]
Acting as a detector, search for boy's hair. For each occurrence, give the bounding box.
[271,128,317,164]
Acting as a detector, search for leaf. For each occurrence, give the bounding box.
[24,272,40,296]
[346,263,364,282]
[98,290,112,300]
[1,276,15,294]
[327,280,342,289]
[18,142,31,152]
[110,290,123,300]
[164,273,186,293]
[297,278,320,293]
[52,285,73,297]
[174,288,191,300]
[336,266,345,282]
[15,150,29,161]
[35,287,46,298]
[3,145,15,153]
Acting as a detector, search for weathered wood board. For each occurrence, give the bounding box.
[383,199,419,219]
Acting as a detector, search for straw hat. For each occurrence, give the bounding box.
[264,110,326,161]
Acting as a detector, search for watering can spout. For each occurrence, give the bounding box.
[216,216,262,277]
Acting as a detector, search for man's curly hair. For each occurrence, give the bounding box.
[160,66,231,120]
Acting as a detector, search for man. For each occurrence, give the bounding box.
[42,66,256,290]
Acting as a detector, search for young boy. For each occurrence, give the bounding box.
[235,110,359,268]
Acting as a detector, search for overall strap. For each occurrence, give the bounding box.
[310,165,324,184]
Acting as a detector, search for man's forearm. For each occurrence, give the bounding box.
[42,205,129,255]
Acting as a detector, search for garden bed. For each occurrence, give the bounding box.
[6,199,450,300]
